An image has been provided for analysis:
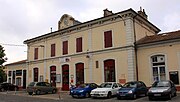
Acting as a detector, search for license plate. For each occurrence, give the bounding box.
[120,94,126,96]
[154,94,161,96]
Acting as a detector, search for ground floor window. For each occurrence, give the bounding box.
[33,68,38,82]
[151,55,166,81]
[50,66,56,87]
[16,77,21,86]
[104,59,116,82]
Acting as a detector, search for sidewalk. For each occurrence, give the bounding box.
[0,90,70,100]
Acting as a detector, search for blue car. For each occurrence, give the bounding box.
[71,83,98,98]
[116,81,148,99]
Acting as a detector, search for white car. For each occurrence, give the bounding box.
[90,82,122,98]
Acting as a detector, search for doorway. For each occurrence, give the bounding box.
[62,65,69,90]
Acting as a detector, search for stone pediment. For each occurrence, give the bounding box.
[58,14,80,30]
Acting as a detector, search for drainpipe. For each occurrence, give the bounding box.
[133,14,138,81]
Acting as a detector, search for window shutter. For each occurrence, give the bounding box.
[104,30,112,48]
[76,37,82,52]
[51,44,56,57]
[63,41,68,55]
[34,48,38,60]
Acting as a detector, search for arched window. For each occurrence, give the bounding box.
[33,68,38,82]
[104,59,116,82]
[151,55,166,81]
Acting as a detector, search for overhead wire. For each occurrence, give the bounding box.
[0,43,26,47]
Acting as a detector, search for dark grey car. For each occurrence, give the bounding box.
[27,82,57,95]
[148,80,177,100]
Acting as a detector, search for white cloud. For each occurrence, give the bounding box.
[0,0,179,64]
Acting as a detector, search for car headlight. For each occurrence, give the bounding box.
[79,90,84,92]
[128,90,133,94]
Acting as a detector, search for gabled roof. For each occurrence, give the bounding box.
[24,8,160,44]
[136,30,180,45]
[5,60,27,66]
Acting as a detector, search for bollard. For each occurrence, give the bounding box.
[58,91,61,99]
[14,87,17,94]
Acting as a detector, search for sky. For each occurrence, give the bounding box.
[0,0,180,64]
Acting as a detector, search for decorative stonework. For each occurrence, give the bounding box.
[127,48,136,81]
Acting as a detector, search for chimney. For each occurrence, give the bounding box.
[103,8,113,17]
[138,7,148,19]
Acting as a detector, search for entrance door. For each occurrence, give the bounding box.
[23,70,26,89]
[62,65,69,91]
[104,59,116,82]
[50,66,56,87]
[76,63,84,86]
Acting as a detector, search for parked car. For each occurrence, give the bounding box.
[70,83,99,98]
[0,83,19,92]
[116,81,148,99]
[90,82,122,98]
[148,80,177,100]
[27,82,57,95]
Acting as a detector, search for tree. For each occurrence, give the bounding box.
[0,45,7,83]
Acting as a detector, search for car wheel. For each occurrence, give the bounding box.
[117,96,121,100]
[148,96,153,100]
[168,93,172,100]
[28,92,33,95]
[1,88,5,92]
[174,92,177,96]
[107,92,112,99]
[52,89,56,94]
[85,92,90,98]
[132,94,137,99]
[36,90,41,95]
[72,95,75,98]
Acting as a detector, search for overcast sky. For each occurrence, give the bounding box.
[0,0,180,64]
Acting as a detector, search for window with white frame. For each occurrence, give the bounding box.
[151,55,166,81]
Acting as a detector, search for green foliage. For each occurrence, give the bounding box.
[0,45,7,83]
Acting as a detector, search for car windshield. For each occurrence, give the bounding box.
[152,81,170,87]
[28,82,35,86]
[123,82,137,88]
[100,83,112,88]
[78,84,89,88]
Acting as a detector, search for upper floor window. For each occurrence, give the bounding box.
[104,30,112,48]
[63,41,68,55]
[34,48,38,60]
[76,37,82,52]
[51,44,56,57]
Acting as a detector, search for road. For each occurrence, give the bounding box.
[1,91,180,102]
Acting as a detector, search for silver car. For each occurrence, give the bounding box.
[148,80,177,100]
[27,82,57,95]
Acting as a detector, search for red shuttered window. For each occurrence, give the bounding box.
[51,44,56,57]
[34,48,38,60]
[76,37,82,52]
[63,41,68,55]
[104,30,112,48]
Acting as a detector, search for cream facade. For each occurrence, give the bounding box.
[23,8,165,90]
[137,33,180,87]
[5,60,27,89]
